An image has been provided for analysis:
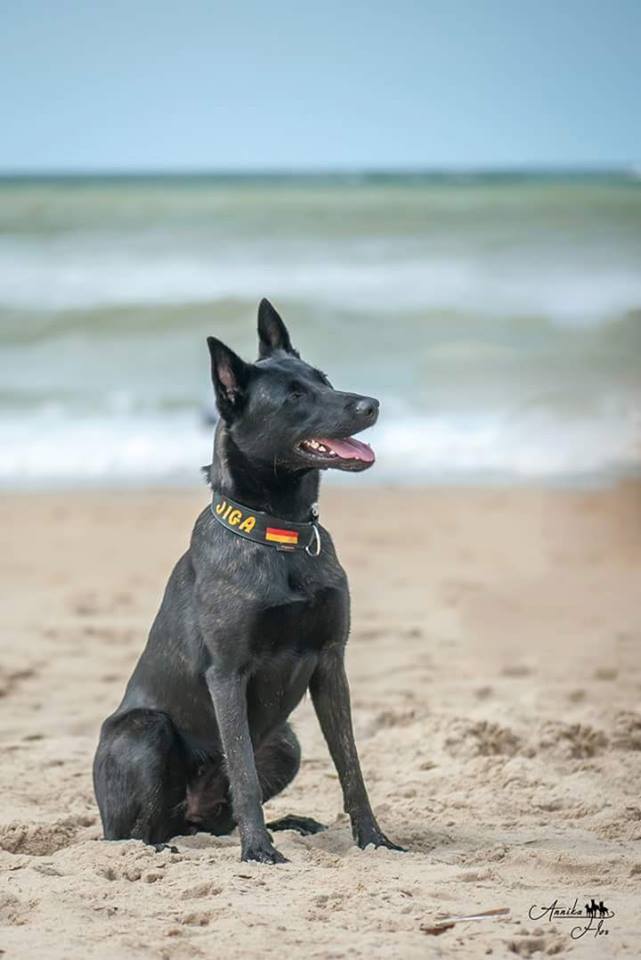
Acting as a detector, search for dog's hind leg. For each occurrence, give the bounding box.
[93,708,189,846]
[259,723,327,836]
[188,724,326,838]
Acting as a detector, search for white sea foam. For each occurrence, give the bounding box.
[2,406,638,488]
[1,241,640,325]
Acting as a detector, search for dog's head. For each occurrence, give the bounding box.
[207,299,378,473]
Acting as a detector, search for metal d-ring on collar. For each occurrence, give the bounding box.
[305,523,321,557]
[305,502,321,556]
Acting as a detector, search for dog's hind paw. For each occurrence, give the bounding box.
[153,843,179,854]
[266,815,327,836]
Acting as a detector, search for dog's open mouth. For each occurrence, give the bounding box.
[296,436,375,471]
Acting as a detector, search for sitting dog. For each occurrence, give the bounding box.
[93,299,403,863]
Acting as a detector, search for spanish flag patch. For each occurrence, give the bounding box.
[265,527,299,546]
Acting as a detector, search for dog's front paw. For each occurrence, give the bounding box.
[241,841,288,865]
[371,834,407,853]
[355,825,406,853]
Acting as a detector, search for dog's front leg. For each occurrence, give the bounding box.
[205,666,287,864]
[310,647,404,852]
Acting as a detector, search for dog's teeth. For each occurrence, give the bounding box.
[302,439,335,456]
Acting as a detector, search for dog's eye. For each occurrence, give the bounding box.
[288,382,305,401]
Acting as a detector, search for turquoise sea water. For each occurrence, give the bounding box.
[1,172,639,486]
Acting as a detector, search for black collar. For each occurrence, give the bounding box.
[210,490,321,555]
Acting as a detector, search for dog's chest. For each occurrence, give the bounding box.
[249,576,346,657]
[244,573,347,736]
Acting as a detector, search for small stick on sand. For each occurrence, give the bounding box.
[444,907,511,923]
[421,907,510,936]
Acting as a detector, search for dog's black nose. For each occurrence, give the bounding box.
[354,397,379,423]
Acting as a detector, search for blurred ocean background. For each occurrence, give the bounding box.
[1,172,640,487]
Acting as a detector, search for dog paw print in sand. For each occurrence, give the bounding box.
[96,862,169,883]
[0,665,38,699]
[444,719,522,758]
[70,590,136,619]
[593,666,618,682]
[179,881,223,900]
[69,592,101,617]
[0,893,37,927]
[179,909,218,927]
[507,926,566,956]
[365,707,425,737]
[538,721,608,759]
[501,664,533,678]
[611,711,641,751]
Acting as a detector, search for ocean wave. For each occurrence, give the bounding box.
[1,406,638,487]
[1,242,640,326]
[1,179,638,487]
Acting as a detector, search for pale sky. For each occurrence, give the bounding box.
[1,0,640,172]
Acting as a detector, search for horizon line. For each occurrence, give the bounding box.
[0,163,639,181]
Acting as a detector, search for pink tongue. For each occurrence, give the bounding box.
[318,436,375,463]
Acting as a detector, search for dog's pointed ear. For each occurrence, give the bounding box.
[207,336,251,421]
[257,298,298,358]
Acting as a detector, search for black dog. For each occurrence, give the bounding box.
[93,299,403,863]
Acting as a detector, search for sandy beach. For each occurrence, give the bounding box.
[1,483,640,958]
